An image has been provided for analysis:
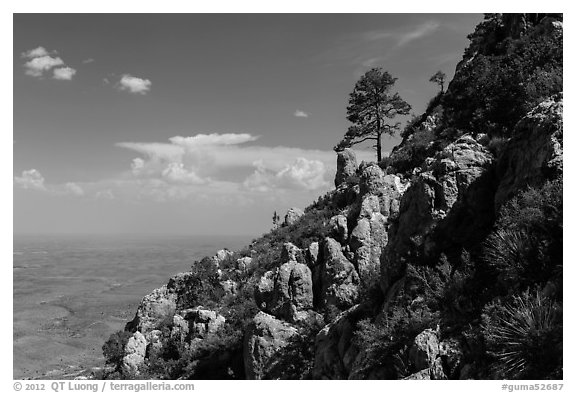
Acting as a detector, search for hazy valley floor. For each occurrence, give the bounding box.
[13,234,252,379]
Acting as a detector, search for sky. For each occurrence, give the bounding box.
[13,13,483,236]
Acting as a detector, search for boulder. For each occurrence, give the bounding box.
[220,279,238,295]
[320,238,360,310]
[284,207,305,226]
[121,332,147,375]
[125,285,177,334]
[254,243,313,319]
[403,368,431,380]
[170,314,190,342]
[329,214,348,244]
[495,94,563,210]
[409,329,440,371]
[349,213,387,285]
[244,311,299,379]
[335,148,358,187]
[306,242,320,267]
[313,304,368,379]
[184,307,226,337]
[236,256,253,271]
[359,164,385,195]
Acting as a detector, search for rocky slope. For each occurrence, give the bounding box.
[100,14,563,380]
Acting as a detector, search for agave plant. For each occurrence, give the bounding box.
[482,290,562,379]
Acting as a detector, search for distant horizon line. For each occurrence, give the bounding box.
[12,232,260,238]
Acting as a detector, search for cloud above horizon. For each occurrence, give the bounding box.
[118,74,152,94]
[22,46,77,80]
[16,133,378,204]
[363,20,440,48]
[53,66,77,80]
[294,110,309,118]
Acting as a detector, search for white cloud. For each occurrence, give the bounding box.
[21,46,50,59]
[161,163,207,185]
[170,133,259,147]
[82,58,94,64]
[362,20,440,48]
[294,110,309,118]
[95,189,115,200]
[244,157,329,192]
[397,21,440,47]
[64,182,84,196]
[276,158,328,190]
[24,55,65,77]
[14,169,46,190]
[118,74,152,94]
[53,67,77,80]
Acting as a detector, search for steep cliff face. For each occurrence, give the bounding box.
[101,14,562,380]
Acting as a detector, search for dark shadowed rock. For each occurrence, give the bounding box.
[382,135,494,291]
[313,304,369,379]
[244,312,299,380]
[335,148,358,187]
[495,94,563,210]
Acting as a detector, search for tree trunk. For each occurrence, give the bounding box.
[376,133,382,162]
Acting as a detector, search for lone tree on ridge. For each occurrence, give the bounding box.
[429,70,447,93]
[335,68,411,162]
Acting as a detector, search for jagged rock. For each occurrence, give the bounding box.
[220,279,238,295]
[125,285,177,334]
[185,307,226,337]
[358,195,381,219]
[280,242,305,265]
[121,332,147,375]
[290,308,326,329]
[404,368,431,380]
[236,256,253,271]
[335,148,358,187]
[495,95,563,210]
[146,329,163,353]
[329,214,348,244]
[313,304,368,379]
[382,135,494,291]
[254,243,313,319]
[244,311,299,379]
[349,213,387,285]
[307,242,319,267]
[171,314,189,342]
[359,163,385,195]
[320,238,360,310]
[284,207,305,226]
[409,329,440,371]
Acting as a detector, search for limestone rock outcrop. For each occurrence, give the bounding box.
[382,135,495,291]
[495,94,563,210]
[254,243,313,320]
[244,311,299,379]
[121,332,147,375]
[409,329,440,371]
[125,285,177,334]
[284,207,305,226]
[335,148,358,187]
[319,238,360,310]
[312,304,369,379]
